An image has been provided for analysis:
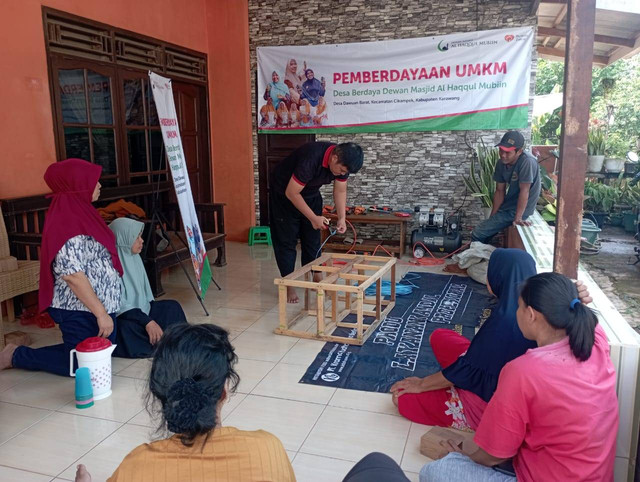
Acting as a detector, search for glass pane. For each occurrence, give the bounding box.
[59,69,87,124]
[130,175,149,185]
[87,71,113,125]
[151,173,168,183]
[100,177,118,187]
[150,130,165,171]
[64,127,90,160]
[127,130,148,172]
[92,128,116,175]
[123,79,145,126]
[146,80,159,126]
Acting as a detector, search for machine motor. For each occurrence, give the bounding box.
[411,206,462,257]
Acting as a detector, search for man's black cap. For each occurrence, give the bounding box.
[495,131,525,151]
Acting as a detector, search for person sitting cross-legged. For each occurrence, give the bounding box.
[109,217,187,358]
[421,272,618,482]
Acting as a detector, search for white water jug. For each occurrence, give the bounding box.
[70,337,117,401]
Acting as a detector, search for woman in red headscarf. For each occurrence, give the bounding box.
[0,159,123,376]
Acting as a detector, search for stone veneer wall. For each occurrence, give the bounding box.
[248,0,537,241]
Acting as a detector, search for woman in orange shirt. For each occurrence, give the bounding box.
[75,323,295,482]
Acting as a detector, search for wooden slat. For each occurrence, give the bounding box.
[340,273,369,281]
[538,26,635,48]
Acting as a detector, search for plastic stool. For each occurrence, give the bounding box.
[249,226,272,246]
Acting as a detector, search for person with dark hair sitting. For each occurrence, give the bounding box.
[422,272,618,482]
[75,323,295,482]
[270,141,364,303]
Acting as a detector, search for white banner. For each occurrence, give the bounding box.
[257,27,533,133]
[149,72,211,297]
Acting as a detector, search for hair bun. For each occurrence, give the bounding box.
[165,378,210,434]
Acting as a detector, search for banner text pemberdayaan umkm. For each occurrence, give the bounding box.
[333,62,506,84]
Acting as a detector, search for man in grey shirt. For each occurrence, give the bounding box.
[471,131,541,244]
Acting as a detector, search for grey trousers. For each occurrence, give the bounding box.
[420,453,516,482]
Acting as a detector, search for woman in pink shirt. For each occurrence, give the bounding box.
[421,272,618,482]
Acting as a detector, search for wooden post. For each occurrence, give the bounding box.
[317,288,325,334]
[376,279,382,320]
[356,292,364,340]
[390,263,396,302]
[278,285,287,330]
[553,0,596,278]
[304,271,310,311]
[345,278,352,310]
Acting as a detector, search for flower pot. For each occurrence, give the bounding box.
[625,161,638,175]
[581,219,601,245]
[587,155,605,173]
[623,212,638,233]
[584,211,607,229]
[609,213,623,226]
[604,158,625,173]
[483,207,492,220]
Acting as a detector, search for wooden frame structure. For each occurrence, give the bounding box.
[274,253,397,345]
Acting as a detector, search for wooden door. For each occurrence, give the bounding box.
[257,134,315,225]
[172,81,212,203]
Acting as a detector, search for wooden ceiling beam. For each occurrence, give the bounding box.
[538,46,609,66]
[538,26,636,48]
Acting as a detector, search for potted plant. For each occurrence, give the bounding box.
[583,181,618,228]
[587,127,606,173]
[463,140,499,219]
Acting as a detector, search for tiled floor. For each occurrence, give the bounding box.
[0,242,443,481]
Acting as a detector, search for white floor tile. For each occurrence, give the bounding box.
[221,392,247,420]
[406,470,421,481]
[111,357,137,375]
[401,423,435,473]
[235,358,276,394]
[232,331,298,363]
[292,453,355,482]
[0,368,36,393]
[0,372,74,410]
[253,363,336,404]
[58,423,153,481]
[301,406,411,464]
[224,395,324,451]
[329,388,399,416]
[279,339,325,366]
[0,402,51,445]
[58,376,146,423]
[205,307,265,331]
[0,411,121,476]
[0,466,52,481]
[116,358,152,380]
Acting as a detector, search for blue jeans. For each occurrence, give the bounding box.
[471,210,517,244]
[12,308,117,377]
[420,453,516,482]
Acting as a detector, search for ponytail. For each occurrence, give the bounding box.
[520,272,598,361]
[148,324,239,446]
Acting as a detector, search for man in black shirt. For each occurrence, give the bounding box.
[270,141,364,303]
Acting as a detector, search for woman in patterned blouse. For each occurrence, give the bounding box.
[0,159,123,375]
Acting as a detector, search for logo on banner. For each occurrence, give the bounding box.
[321,373,341,382]
[505,34,515,42]
[437,40,449,52]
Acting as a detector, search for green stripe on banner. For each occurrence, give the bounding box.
[258,105,528,134]
[200,255,212,300]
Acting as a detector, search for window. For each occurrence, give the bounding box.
[44,7,209,197]
[57,66,118,186]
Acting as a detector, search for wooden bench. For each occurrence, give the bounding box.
[1,181,226,300]
[507,211,640,482]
